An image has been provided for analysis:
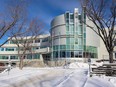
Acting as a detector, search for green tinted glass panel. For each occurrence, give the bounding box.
[33,54,40,59]
[0,56,2,59]
[78,38,83,45]
[78,45,83,50]
[86,46,97,54]
[70,45,74,50]
[66,12,69,19]
[53,46,55,50]
[84,33,86,38]
[78,25,82,34]
[74,45,78,50]
[70,14,74,23]
[69,24,74,31]
[66,45,70,50]
[6,48,14,51]
[66,38,70,44]
[78,15,81,20]
[60,45,66,50]
[66,26,69,31]
[70,38,74,44]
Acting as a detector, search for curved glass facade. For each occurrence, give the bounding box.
[51,8,98,60]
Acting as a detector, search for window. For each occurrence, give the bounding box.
[66,45,70,50]
[70,38,74,44]
[75,25,78,31]
[74,51,79,58]
[35,39,40,43]
[10,41,13,44]
[78,52,82,57]
[10,56,18,59]
[66,38,70,44]
[78,15,81,20]
[27,54,32,59]
[78,25,83,34]
[66,26,69,31]
[60,51,66,58]
[33,47,39,50]
[60,45,65,50]
[69,24,74,31]
[66,51,70,58]
[66,12,69,19]
[71,52,74,57]
[70,45,74,50]
[75,38,78,44]
[78,38,82,45]
[42,38,48,42]
[65,12,69,24]
[0,56,9,59]
[78,45,83,50]
[56,51,58,58]
[70,14,74,23]
[74,51,82,58]
[33,54,40,59]
[0,48,4,51]
[74,45,78,50]
[6,48,14,51]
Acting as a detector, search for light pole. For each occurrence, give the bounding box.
[52,31,54,61]
[58,32,60,60]
[88,57,91,77]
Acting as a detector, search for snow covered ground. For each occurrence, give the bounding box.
[0,62,115,87]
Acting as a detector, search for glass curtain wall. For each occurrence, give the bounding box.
[52,11,98,59]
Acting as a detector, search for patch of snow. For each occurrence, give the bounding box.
[0,62,115,87]
[68,62,89,69]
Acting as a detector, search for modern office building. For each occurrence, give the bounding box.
[0,8,114,64]
[51,8,100,62]
[0,34,51,64]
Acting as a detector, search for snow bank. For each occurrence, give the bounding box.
[68,62,89,69]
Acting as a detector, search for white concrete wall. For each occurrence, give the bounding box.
[51,14,65,28]
[53,38,66,45]
[86,17,100,47]
[51,14,66,46]
[98,38,109,60]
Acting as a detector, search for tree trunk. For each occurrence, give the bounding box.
[109,51,114,63]
[19,57,23,70]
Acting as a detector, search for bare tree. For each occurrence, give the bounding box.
[11,19,44,70]
[81,0,116,63]
[0,1,26,47]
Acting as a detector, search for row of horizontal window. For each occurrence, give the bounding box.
[53,45,83,51]
[0,47,40,51]
[26,54,40,59]
[65,12,84,24]
[0,55,18,59]
[0,54,40,59]
[9,38,49,44]
[66,25,83,32]
[53,51,97,58]
[53,45,97,53]
[85,46,98,53]
[66,37,83,45]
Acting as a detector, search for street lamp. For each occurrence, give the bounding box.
[88,58,91,77]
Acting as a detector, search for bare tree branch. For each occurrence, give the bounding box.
[81,0,116,63]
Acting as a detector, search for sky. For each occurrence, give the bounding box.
[0,0,81,44]
[28,0,80,30]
